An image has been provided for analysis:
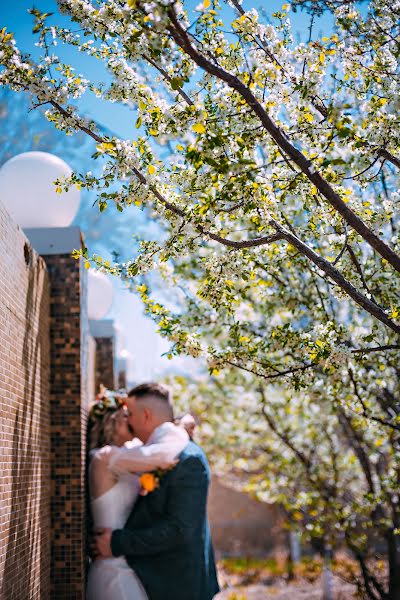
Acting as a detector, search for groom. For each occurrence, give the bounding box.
[95,382,220,600]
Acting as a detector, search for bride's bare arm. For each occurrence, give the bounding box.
[89,450,118,500]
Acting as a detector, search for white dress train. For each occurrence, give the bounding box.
[86,422,189,600]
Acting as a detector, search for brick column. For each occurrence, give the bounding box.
[26,227,90,600]
[116,353,128,390]
[89,320,116,391]
[117,366,127,389]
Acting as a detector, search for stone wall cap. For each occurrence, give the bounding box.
[24,226,82,255]
[89,319,115,338]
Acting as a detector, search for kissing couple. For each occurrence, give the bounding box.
[87,382,220,600]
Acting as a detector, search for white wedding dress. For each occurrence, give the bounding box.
[87,471,147,600]
[86,422,189,600]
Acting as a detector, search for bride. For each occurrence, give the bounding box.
[86,389,189,600]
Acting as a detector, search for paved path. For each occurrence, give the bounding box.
[215,575,356,599]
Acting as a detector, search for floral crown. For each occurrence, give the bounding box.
[89,385,127,424]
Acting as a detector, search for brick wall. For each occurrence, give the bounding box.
[45,253,89,600]
[0,204,51,599]
[208,477,286,557]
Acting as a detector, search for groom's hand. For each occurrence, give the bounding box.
[94,528,113,559]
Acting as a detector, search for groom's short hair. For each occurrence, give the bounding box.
[128,382,173,418]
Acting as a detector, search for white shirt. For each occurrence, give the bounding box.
[108,422,189,476]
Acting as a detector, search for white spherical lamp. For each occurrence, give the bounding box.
[88,270,113,320]
[0,151,80,227]
[116,349,130,373]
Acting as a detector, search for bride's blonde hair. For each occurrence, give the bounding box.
[88,409,118,450]
[88,387,127,450]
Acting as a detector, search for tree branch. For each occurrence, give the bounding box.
[141,53,194,106]
[226,359,314,380]
[229,0,328,118]
[379,148,400,169]
[47,99,400,333]
[337,408,376,495]
[346,244,378,305]
[269,219,400,334]
[352,344,400,354]
[48,100,284,249]
[258,385,335,501]
[348,368,400,432]
[167,8,400,275]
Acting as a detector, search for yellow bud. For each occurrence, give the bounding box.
[192,123,206,134]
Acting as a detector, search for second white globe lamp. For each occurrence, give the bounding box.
[88,270,114,320]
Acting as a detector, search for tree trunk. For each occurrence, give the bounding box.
[322,545,334,600]
[387,528,400,600]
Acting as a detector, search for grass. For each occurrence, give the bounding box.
[220,553,359,585]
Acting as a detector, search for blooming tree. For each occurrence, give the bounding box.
[1,0,399,596]
[169,368,399,599]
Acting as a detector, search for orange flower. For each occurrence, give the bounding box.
[140,473,159,493]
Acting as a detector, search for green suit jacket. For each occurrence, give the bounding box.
[111,441,220,600]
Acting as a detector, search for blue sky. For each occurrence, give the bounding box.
[3,0,333,136]
[1,0,335,385]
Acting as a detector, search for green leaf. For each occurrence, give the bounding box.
[170,77,183,90]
